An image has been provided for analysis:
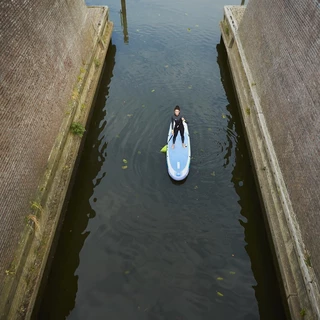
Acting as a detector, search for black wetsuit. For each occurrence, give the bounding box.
[171,114,185,144]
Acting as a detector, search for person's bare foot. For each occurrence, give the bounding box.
[182,143,186,148]
[172,144,175,149]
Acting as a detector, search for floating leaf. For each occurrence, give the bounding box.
[142,104,146,108]
[151,89,155,92]
[138,151,141,154]
[185,13,188,16]
[217,291,224,297]
[217,277,223,281]
[208,128,212,131]
[195,24,199,27]
[188,85,192,89]
[124,270,130,275]
[127,114,133,117]
[229,271,236,275]
[122,165,128,170]
[200,149,204,152]
[211,171,215,177]
[187,28,191,32]
[194,186,198,190]
[123,159,128,164]
[222,113,226,119]
[116,134,120,138]
[165,65,169,68]
[136,29,140,32]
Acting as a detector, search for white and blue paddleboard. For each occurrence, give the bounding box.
[166,121,191,181]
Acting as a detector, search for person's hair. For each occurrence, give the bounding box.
[174,105,180,111]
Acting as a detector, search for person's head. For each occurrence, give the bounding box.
[174,105,180,116]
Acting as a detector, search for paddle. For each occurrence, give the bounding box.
[160,135,173,153]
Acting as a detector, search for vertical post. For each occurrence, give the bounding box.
[120,0,129,43]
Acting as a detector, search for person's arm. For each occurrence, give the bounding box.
[171,117,175,130]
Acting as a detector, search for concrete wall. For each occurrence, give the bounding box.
[0,0,104,296]
[237,0,320,287]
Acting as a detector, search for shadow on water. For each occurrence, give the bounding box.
[37,43,117,320]
[216,40,287,319]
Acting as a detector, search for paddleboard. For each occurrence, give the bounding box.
[166,121,191,181]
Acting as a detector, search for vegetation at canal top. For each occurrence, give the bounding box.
[70,122,86,137]
[31,201,43,213]
[27,201,42,235]
[304,253,312,268]
[5,263,16,276]
[27,214,40,233]
[94,58,101,68]
[224,20,230,36]
[300,308,306,317]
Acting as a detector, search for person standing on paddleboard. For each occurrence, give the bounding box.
[171,105,186,149]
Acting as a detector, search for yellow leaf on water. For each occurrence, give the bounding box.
[187,28,191,32]
[127,114,133,117]
[195,24,199,27]
[188,85,192,89]
[151,89,155,92]
[194,186,198,190]
[217,291,224,297]
[138,151,141,154]
[222,113,226,119]
[122,166,128,170]
[211,171,215,177]
[229,271,236,275]
[124,270,130,275]
[217,277,223,281]
[165,65,169,68]
[123,159,128,164]
[208,128,212,131]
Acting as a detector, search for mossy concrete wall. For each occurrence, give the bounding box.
[0,1,113,318]
[220,1,320,319]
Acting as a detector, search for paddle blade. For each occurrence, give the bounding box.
[160,145,168,153]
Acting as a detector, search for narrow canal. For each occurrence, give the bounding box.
[38,0,287,319]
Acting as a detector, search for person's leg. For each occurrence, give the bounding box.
[172,127,178,148]
[180,125,185,145]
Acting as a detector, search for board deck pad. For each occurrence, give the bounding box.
[166,122,191,181]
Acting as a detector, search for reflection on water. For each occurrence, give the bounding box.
[38,0,286,319]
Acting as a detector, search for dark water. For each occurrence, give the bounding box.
[38,0,287,319]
